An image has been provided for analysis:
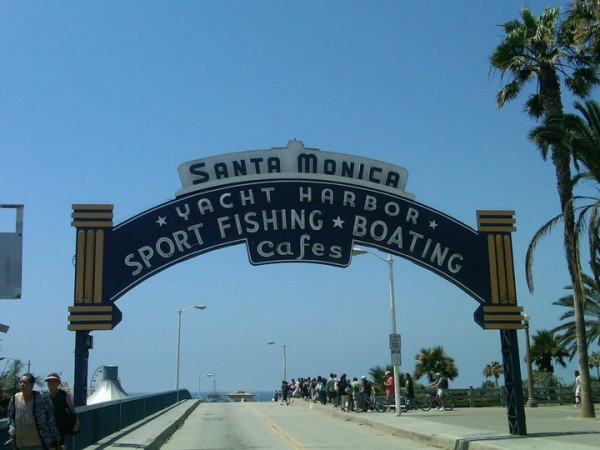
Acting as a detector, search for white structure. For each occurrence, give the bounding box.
[87,365,128,405]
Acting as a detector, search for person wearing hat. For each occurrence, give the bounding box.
[384,370,394,409]
[430,372,447,411]
[45,373,80,445]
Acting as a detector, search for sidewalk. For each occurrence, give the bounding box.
[296,400,600,449]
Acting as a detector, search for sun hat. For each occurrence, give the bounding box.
[44,372,61,382]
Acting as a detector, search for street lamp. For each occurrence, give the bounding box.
[176,304,207,401]
[522,313,537,408]
[198,373,213,399]
[267,341,287,381]
[352,246,401,416]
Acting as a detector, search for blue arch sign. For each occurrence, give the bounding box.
[69,140,527,434]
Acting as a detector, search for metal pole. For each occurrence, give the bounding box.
[73,330,90,406]
[387,255,401,417]
[524,317,537,408]
[283,344,287,382]
[175,304,206,402]
[176,308,183,401]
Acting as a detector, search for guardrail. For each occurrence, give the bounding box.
[64,389,191,450]
[414,385,600,408]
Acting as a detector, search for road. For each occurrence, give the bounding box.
[160,402,433,449]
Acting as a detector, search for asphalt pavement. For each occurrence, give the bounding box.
[84,399,600,449]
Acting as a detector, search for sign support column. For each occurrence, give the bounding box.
[70,204,117,406]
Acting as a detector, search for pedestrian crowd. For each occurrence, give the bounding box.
[272,371,416,412]
[271,371,457,412]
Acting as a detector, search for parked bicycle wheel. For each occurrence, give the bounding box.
[420,396,432,411]
[443,395,454,411]
[371,396,386,412]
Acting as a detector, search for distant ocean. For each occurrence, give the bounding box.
[128,391,278,402]
[198,390,276,402]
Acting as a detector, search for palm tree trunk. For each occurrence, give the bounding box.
[554,143,595,418]
[542,64,596,418]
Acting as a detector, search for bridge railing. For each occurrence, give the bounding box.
[65,389,191,450]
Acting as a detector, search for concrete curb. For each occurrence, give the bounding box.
[85,400,199,450]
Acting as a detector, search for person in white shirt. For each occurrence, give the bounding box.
[574,370,581,407]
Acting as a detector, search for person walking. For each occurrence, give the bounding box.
[45,373,79,446]
[404,373,415,410]
[8,373,59,450]
[574,370,582,407]
[430,372,448,411]
[326,373,337,406]
[280,380,290,405]
[384,371,394,409]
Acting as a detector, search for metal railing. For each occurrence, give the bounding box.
[64,389,191,450]
[420,385,600,408]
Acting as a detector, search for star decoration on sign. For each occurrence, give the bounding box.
[332,216,345,229]
[156,216,167,227]
[429,220,438,230]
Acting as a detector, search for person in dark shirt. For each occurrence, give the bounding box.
[45,373,79,445]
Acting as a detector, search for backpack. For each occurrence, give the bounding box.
[440,377,448,389]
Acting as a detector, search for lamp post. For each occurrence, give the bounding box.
[267,341,287,381]
[198,373,213,399]
[176,304,207,401]
[352,246,401,416]
[522,313,537,408]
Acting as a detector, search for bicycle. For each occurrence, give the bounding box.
[412,391,433,411]
[419,390,454,411]
[356,393,386,412]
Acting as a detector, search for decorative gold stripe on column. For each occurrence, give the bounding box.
[482,305,524,329]
[94,230,104,303]
[477,210,516,233]
[68,305,115,331]
[71,204,113,228]
[496,235,508,303]
[85,230,95,303]
[75,230,86,303]
[504,235,516,302]
[487,235,499,304]
[479,211,517,306]
[71,204,113,306]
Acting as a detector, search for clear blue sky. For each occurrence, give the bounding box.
[1,1,591,395]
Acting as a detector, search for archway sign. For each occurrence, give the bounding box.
[69,140,527,434]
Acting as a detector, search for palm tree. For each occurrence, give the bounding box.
[368,364,405,393]
[551,272,600,358]
[590,351,600,379]
[482,361,504,387]
[0,358,24,399]
[529,329,570,373]
[491,5,599,417]
[414,346,458,383]
[529,101,600,276]
[563,1,600,64]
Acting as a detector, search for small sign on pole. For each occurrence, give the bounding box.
[389,333,401,350]
[391,350,401,366]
